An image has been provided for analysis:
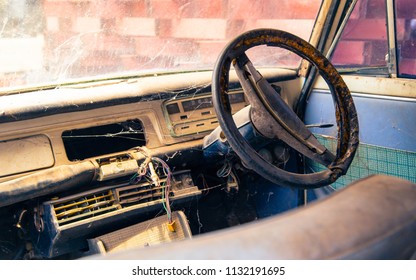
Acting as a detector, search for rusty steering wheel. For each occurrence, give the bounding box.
[212,29,359,188]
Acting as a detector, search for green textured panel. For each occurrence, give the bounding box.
[308,135,416,189]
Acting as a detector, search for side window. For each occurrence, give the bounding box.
[396,0,416,78]
[331,0,388,71]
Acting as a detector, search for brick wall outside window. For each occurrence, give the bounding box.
[1,0,322,87]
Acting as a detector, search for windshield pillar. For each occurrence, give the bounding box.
[386,0,398,77]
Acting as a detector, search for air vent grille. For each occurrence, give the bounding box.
[47,170,198,228]
[116,179,171,208]
[53,190,118,226]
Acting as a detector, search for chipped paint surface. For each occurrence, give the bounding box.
[315,75,416,99]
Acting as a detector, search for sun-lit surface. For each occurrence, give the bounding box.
[0,0,321,88]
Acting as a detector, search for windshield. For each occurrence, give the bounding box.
[0,0,321,89]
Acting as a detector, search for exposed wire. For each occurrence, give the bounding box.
[196,174,210,194]
[130,156,151,184]
[129,152,173,223]
[15,209,28,237]
[216,160,233,178]
[152,157,173,223]
[201,183,226,193]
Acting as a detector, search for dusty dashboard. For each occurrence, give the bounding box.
[0,70,297,259]
[0,85,249,259]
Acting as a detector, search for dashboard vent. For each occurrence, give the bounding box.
[53,190,118,226]
[47,170,198,228]
[38,170,200,258]
[116,179,170,208]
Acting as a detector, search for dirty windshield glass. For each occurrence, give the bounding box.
[0,0,321,89]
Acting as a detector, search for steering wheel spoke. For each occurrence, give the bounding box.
[212,29,359,188]
[233,53,336,167]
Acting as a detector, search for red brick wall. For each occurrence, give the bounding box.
[2,0,414,88]
[331,0,389,67]
[41,0,321,81]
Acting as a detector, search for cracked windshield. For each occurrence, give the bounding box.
[0,0,321,89]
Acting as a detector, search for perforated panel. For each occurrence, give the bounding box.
[308,135,416,189]
[91,211,192,253]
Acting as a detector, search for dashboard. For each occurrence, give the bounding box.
[0,69,296,178]
[0,90,248,180]
[0,69,298,259]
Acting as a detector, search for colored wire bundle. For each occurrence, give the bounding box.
[129,152,173,224]
[151,157,173,223]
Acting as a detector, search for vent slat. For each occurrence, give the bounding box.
[119,192,163,206]
[57,206,119,226]
[55,199,116,219]
[53,190,117,225]
[118,185,164,199]
[54,193,114,211]
[117,184,169,207]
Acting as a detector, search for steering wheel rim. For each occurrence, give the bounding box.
[212,29,359,188]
